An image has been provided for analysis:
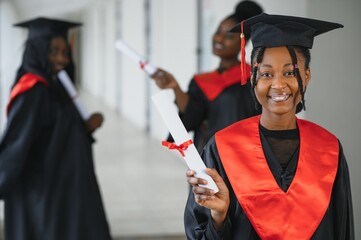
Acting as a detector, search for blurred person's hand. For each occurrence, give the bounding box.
[86,112,104,133]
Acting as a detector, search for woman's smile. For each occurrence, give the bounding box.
[268,92,291,102]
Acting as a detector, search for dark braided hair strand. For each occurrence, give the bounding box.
[250,47,265,110]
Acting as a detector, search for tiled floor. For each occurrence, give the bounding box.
[84,91,188,239]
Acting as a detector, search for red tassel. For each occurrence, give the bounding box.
[240,21,247,85]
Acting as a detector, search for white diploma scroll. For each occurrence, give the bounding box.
[58,70,91,120]
[152,90,219,192]
[115,39,157,76]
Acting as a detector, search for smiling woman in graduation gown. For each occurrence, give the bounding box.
[0,18,111,240]
[185,120,354,239]
[184,14,354,240]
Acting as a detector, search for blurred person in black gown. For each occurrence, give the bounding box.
[184,14,354,239]
[0,17,111,240]
[152,1,263,152]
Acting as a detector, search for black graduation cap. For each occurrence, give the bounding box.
[229,13,343,83]
[14,17,81,40]
[231,13,343,48]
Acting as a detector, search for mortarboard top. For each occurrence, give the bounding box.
[14,17,81,40]
[230,13,343,49]
[229,13,343,84]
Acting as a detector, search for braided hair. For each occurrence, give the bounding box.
[250,46,311,113]
[286,46,310,111]
[250,46,265,110]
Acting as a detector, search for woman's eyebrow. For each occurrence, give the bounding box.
[260,63,294,68]
[259,63,272,68]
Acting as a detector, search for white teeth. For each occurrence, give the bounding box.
[270,94,290,102]
[214,43,223,49]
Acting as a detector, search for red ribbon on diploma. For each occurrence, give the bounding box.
[161,139,193,157]
[139,61,147,70]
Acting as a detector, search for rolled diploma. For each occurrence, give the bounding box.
[152,90,219,192]
[115,39,157,76]
[58,70,91,120]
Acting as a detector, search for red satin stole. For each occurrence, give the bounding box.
[7,73,48,115]
[215,115,339,240]
[193,64,250,101]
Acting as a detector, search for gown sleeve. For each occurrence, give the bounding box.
[166,79,208,144]
[0,83,47,198]
[312,141,355,239]
[334,144,355,240]
[184,136,233,240]
[180,79,208,132]
[329,142,354,239]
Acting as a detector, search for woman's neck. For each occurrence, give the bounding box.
[260,112,297,130]
[219,59,239,71]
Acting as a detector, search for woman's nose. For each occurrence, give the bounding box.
[271,75,287,89]
[213,33,224,42]
[55,53,68,64]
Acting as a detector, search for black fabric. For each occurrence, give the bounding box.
[184,134,354,240]
[259,129,299,192]
[177,77,260,152]
[260,124,299,170]
[229,13,343,49]
[0,80,111,240]
[14,17,81,40]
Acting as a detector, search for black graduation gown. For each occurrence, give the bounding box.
[179,78,260,152]
[184,132,354,239]
[0,79,112,240]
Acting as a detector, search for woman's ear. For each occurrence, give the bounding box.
[304,67,311,87]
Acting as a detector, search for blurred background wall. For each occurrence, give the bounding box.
[1,0,360,239]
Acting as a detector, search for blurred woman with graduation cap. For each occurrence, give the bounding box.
[152,0,263,153]
[0,17,111,240]
[184,14,354,239]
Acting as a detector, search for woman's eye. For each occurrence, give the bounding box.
[260,72,272,78]
[285,71,295,77]
[49,49,57,55]
[62,51,69,57]
[225,33,236,39]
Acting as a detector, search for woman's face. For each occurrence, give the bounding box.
[254,46,311,116]
[212,18,240,59]
[48,37,70,74]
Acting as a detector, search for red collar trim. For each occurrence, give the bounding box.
[215,115,339,239]
[7,73,48,115]
[193,64,250,101]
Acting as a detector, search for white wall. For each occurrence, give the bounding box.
[0,0,22,233]
[80,0,118,108]
[118,0,148,129]
[306,0,361,237]
[149,0,198,139]
[11,0,95,19]
[0,0,23,129]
